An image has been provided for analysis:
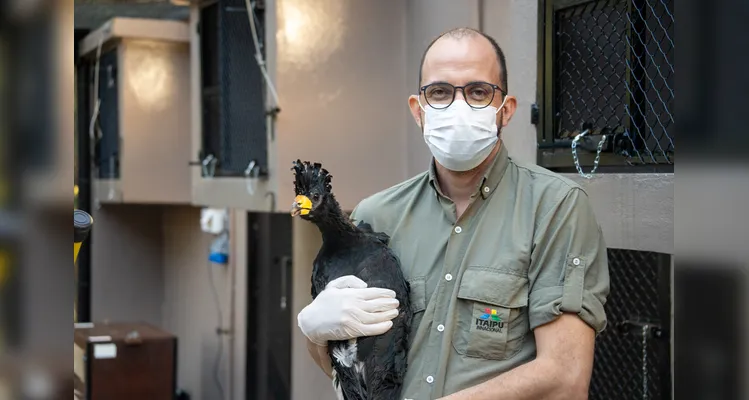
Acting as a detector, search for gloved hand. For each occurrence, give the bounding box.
[298,275,400,346]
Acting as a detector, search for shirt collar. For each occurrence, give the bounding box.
[428,143,510,200]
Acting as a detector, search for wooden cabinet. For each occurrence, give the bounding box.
[74,322,177,400]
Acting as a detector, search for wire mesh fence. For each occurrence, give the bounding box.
[540,0,674,169]
[589,249,671,400]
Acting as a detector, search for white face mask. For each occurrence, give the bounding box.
[421,97,507,172]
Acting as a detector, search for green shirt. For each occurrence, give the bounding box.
[350,144,610,399]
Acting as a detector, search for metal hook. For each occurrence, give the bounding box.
[244,160,259,178]
[202,154,217,178]
[244,161,260,196]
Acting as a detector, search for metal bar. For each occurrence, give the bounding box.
[538,138,605,151]
[552,0,599,11]
[543,0,556,143]
[535,0,547,150]
[75,28,93,323]
[1,23,21,351]
[538,149,675,170]
[256,212,270,400]
[657,253,672,400]
[245,214,259,400]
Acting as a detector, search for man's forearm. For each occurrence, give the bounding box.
[438,358,588,400]
[306,338,334,379]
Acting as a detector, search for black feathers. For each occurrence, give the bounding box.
[292,159,332,196]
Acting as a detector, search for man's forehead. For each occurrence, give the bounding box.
[421,35,500,85]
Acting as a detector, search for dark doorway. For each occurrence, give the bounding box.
[246,213,293,400]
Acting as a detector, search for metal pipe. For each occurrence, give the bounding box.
[75,28,93,323]
[537,140,574,149]
[228,209,237,400]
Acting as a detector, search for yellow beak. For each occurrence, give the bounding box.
[291,195,312,217]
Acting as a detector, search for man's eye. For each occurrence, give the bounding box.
[427,88,450,99]
[469,89,488,99]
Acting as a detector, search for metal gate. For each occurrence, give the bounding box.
[590,249,671,399]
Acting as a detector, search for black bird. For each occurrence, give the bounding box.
[290,160,412,400]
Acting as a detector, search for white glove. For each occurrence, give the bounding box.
[298,275,400,346]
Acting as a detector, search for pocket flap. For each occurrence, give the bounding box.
[457,267,529,308]
[408,277,427,313]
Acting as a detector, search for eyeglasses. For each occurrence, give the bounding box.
[420,81,507,110]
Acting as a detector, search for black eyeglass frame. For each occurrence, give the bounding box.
[419,81,508,110]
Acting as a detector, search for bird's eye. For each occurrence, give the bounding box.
[312,193,320,201]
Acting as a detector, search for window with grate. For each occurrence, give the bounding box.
[537,0,674,172]
[199,0,268,177]
[590,249,672,400]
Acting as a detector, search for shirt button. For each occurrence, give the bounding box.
[483,186,490,193]
[573,257,581,266]
[445,273,453,281]
[437,324,445,332]
[426,375,434,384]
[454,226,462,234]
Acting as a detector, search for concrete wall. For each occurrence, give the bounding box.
[91,204,237,400]
[563,173,674,255]
[91,205,166,325]
[481,0,540,165]
[271,0,410,210]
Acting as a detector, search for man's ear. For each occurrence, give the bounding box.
[408,95,423,127]
[499,95,518,127]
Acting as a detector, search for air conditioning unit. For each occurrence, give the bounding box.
[79,17,192,205]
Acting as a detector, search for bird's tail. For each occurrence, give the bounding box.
[332,364,367,400]
[368,384,403,400]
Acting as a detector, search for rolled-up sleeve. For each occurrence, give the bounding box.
[528,187,610,334]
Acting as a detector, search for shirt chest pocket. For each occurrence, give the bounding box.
[452,267,530,361]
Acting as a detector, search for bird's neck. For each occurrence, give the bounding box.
[314,195,359,243]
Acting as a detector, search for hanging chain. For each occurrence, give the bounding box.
[571,129,607,179]
[641,324,649,400]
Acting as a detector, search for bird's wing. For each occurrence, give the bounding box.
[352,247,412,399]
[355,220,391,246]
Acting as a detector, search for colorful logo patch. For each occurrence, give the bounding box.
[475,307,505,333]
[479,308,502,322]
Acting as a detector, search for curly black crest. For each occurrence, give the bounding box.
[291,159,333,195]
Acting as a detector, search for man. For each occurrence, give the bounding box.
[297,27,610,399]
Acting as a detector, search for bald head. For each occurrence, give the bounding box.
[418,28,508,93]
